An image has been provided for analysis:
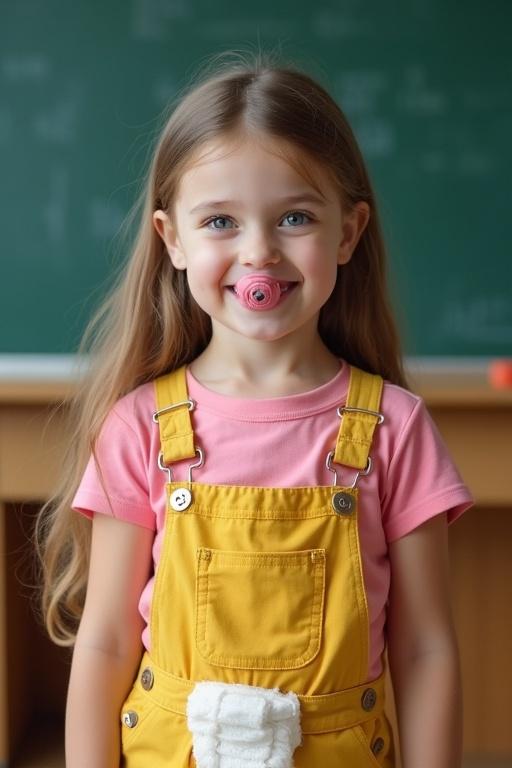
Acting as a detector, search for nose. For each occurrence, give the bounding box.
[237,229,281,268]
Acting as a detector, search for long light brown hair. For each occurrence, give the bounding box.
[35,50,408,646]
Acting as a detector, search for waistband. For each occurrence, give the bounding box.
[131,652,386,735]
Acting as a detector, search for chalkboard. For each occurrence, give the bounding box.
[1,0,511,356]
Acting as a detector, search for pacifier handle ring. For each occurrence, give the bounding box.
[233,274,282,310]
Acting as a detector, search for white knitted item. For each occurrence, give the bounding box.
[186,680,302,768]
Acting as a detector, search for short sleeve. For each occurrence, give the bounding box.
[71,405,155,530]
[381,397,474,543]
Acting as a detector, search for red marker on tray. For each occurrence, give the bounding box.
[488,359,512,389]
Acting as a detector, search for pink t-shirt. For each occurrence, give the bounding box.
[72,360,473,682]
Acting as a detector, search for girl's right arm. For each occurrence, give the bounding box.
[65,513,154,768]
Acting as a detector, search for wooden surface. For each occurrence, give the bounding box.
[1,364,512,405]
[1,366,511,765]
[0,504,6,765]
[451,507,512,755]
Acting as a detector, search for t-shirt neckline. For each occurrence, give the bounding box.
[185,360,349,422]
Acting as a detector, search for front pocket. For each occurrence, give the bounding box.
[353,720,393,767]
[120,684,193,767]
[195,547,326,670]
[120,684,160,752]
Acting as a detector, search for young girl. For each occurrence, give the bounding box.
[37,54,473,768]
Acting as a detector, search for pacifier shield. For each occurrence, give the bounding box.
[234,274,282,311]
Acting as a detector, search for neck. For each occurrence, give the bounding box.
[189,324,342,398]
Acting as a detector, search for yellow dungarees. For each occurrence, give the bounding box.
[120,364,396,767]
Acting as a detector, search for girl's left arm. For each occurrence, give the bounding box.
[387,511,463,768]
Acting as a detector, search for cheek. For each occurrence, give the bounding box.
[185,243,230,290]
[298,244,338,286]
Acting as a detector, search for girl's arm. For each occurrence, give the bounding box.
[65,514,154,768]
[387,512,463,768]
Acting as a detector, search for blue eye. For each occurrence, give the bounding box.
[282,211,311,226]
[203,210,312,231]
[205,216,234,230]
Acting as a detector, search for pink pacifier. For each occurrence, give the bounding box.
[233,274,283,311]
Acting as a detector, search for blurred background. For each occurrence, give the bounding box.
[0,2,511,767]
[1,0,511,359]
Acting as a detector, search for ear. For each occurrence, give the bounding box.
[153,210,187,270]
[337,202,371,266]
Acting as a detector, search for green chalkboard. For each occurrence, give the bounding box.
[1,0,511,356]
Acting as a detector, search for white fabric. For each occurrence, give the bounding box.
[187,680,302,768]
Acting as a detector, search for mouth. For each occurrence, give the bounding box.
[227,281,298,295]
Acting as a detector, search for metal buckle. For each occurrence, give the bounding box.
[152,398,196,423]
[157,451,173,482]
[187,448,204,483]
[337,405,384,424]
[157,447,204,483]
[325,450,372,489]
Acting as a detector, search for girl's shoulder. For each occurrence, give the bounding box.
[104,371,428,449]
[378,379,434,460]
[377,378,473,540]
[113,379,155,421]
[100,380,156,444]
[380,379,423,418]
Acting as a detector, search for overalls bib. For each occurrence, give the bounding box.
[120,364,396,767]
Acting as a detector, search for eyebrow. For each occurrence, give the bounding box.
[189,193,327,215]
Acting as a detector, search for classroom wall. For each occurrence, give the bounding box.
[1,0,511,358]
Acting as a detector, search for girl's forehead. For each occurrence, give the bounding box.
[186,133,290,165]
[178,134,336,199]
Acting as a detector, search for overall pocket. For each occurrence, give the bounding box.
[352,716,394,767]
[121,683,195,767]
[292,722,394,768]
[195,547,326,670]
[120,683,160,753]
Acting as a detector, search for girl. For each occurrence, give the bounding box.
[36,53,473,768]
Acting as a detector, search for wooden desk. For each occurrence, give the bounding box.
[1,366,511,766]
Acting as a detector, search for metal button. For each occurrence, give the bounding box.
[122,710,138,728]
[332,491,353,514]
[361,687,377,711]
[140,667,154,691]
[372,737,385,755]
[170,487,192,511]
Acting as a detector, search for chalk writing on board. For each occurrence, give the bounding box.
[152,78,179,108]
[420,151,446,173]
[335,70,389,114]
[197,19,293,39]
[132,0,190,40]
[33,94,81,143]
[457,152,495,175]
[42,168,69,250]
[352,117,395,157]
[1,55,50,80]
[462,90,497,110]
[397,66,446,115]
[0,108,13,143]
[440,298,512,343]
[313,11,373,38]
[90,198,126,240]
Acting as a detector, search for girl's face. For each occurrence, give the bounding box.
[154,135,369,346]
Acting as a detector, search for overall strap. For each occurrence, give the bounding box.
[154,365,196,464]
[334,365,384,470]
